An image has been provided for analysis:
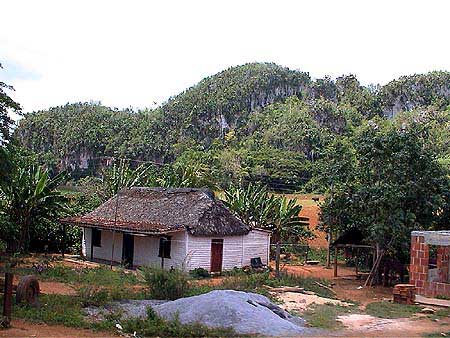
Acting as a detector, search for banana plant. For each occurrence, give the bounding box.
[101,159,151,199]
[0,164,67,252]
[223,183,311,242]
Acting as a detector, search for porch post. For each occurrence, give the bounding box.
[110,229,116,269]
[90,228,94,262]
[161,237,165,269]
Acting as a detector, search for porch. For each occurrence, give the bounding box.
[82,227,185,269]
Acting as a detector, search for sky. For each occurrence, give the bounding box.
[1,0,450,116]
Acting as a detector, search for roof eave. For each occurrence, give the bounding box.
[60,218,184,236]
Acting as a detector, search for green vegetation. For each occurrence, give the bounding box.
[302,304,356,329]
[121,307,238,337]
[0,160,67,252]
[13,294,95,328]
[223,183,311,243]
[13,63,450,192]
[365,301,421,318]
[11,294,238,336]
[143,267,190,300]
[1,264,141,288]
[189,267,211,279]
[321,115,450,283]
[188,271,336,299]
[0,63,21,145]
[2,62,450,280]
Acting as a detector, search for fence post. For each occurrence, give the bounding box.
[326,232,331,269]
[2,272,13,326]
[275,242,281,278]
[333,246,338,277]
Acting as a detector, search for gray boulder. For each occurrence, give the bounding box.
[153,290,309,336]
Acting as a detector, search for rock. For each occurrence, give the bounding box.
[421,307,436,314]
[153,290,313,336]
[85,290,320,336]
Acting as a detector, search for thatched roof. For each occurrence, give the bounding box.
[61,187,251,236]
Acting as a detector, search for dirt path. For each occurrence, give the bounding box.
[0,319,115,337]
[282,264,393,306]
[338,314,450,337]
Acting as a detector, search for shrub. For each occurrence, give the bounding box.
[143,267,190,300]
[189,267,210,279]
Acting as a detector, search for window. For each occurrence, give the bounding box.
[92,228,102,247]
[158,236,172,259]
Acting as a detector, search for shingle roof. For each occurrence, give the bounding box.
[61,187,251,236]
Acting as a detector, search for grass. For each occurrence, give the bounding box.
[365,301,421,319]
[305,248,328,265]
[120,308,239,337]
[9,293,239,336]
[302,304,357,329]
[1,263,142,287]
[187,271,337,300]
[12,294,102,329]
[426,307,450,321]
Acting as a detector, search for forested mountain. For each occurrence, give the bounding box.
[14,63,450,190]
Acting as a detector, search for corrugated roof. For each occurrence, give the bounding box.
[61,187,251,236]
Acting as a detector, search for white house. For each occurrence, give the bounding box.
[61,187,271,272]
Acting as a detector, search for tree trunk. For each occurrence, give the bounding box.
[365,244,384,287]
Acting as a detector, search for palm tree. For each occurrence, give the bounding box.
[0,164,67,252]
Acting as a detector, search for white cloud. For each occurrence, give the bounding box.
[1,0,449,115]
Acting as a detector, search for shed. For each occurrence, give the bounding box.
[61,187,271,272]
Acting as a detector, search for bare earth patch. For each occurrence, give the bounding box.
[338,313,450,337]
[39,281,77,295]
[0,319,114,337]
[274,291,353,312]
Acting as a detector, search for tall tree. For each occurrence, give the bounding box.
[321,117,450,284]
[0,64,21,145]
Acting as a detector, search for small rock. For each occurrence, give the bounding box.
[303,291,316,295]
[421,307,436,314]
[440,333,446,337]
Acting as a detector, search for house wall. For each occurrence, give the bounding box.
[243,229,271,266]
[133,232,187,269]
[82,227,270,272]
[185,229,270,271]
[83,227,123,263]
[82,228,187,268]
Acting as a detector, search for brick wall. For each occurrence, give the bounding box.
[410,234,450,297]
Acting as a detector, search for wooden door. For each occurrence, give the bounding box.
[210,239,223,273]
[122,234,134,268]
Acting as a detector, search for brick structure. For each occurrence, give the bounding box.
[410,231,450,297]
